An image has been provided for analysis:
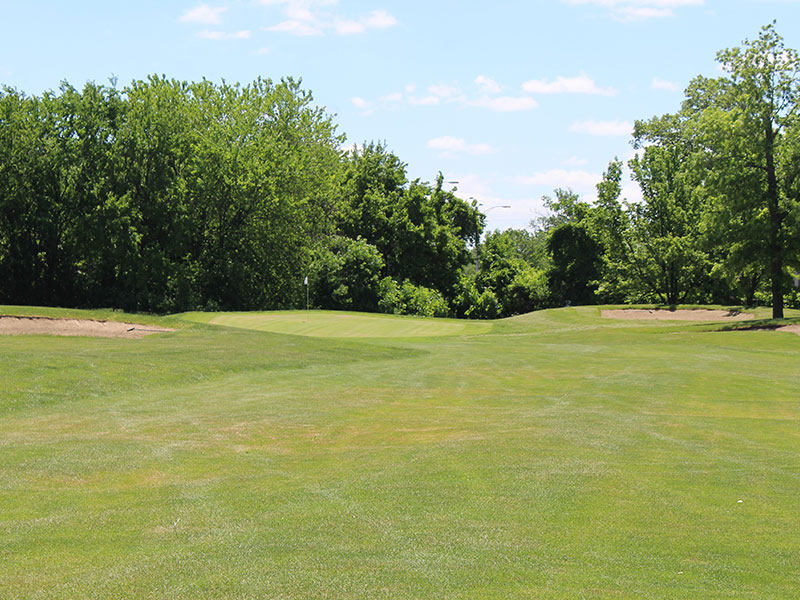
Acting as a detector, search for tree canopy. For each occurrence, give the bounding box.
[1,24,799,318]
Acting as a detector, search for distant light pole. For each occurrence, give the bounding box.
[474,202,511,272]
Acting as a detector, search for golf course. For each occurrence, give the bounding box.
[1,305,799,598]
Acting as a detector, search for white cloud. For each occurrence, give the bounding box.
[569,119,632,136]
[179,4,227,25]
[562,0,705,21]
[331,10,397,34]
[265,20,322,35]
[285,5,315,21]
[651,77,681,91]
[371,91,440,107]
[470,95,538,112]
[475,75,502,94]
[428,136,496,156]
[355,76,539,115]
[429,83,459,98]
[379,92,403,103]
[363,9,397,29]
[522,74,616,96]
[351,96,375,116]
[264,2,397,36]
[198,29,251,40]
[333,19,365,34]
[562,156,589,167]
[408,95,440,106]
[516,169,601,190]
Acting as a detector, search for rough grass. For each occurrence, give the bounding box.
[1,305,799,599]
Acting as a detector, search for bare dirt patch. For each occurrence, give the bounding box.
[0,316,174,338]
[601,308,755,321]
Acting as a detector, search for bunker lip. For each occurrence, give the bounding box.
[0,315,174,338]
[601,308,756,321]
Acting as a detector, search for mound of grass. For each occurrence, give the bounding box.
[182,309,493,338]
[2,305,799,599]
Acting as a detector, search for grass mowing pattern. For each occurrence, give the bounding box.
[1,306,799,598]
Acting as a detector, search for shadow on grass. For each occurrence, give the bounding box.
[711,316,800,332]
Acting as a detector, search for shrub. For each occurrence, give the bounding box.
[308,237,384,311]
[378,278,450,317]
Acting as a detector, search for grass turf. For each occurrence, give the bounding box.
[1,306,799,598]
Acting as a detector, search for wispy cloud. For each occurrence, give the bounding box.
[475,75,502,94]
[359,77,538,114]
[428,136,496,157]
[429,83,459,98]
[469,95,538,112]
[179,4,227,25]
[266,20,321,35]
[569,119,632,136]
[263,1,397,36]
[651,77,681,91]
[562,0,705,21]
[522,74,616,96]
[516,169,601,190]
[197,29,251,40]
[562,156,589,167]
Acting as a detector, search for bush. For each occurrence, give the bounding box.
[468,289,501,319]
[504,267,549,315]
[308,237,384,311]
[378,278,450,317]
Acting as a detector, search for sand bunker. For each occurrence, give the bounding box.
[601,308,755,321]
[777,325,800,336]
[0,316,174,338]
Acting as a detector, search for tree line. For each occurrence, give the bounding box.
[1,24,798,318]
[473,23,800,319]
[0,76,486,315]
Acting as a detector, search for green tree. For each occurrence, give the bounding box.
[616,118,710,305]
[339,145,481,301]
[468,229,548,316]
[685,23,800,317]
[546,222,601,306]
[308,236,384,312]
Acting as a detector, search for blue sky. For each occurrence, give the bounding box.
[1,0,798,231]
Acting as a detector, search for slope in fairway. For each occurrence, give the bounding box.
[184,310,493,338]
[2,305,800,599]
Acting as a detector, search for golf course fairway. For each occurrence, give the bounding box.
[182,309,493,337]
[1,305,798,598]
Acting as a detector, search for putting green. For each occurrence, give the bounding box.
[182,310,493,338]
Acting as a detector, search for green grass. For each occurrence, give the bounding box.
[181,309,494,338]
[1,305,799,598]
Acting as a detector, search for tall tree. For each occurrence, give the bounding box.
[339,144,482,300]
[624,117,710,305]
[686,23,800,317]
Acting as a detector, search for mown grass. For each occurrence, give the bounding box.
[1,305,799,599]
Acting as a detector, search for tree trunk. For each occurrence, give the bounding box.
[765,119,784,319]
